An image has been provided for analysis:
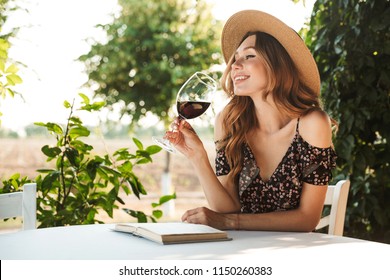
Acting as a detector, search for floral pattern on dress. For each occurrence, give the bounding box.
[215,123,337,214]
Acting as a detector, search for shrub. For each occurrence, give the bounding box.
[1,94,175,227]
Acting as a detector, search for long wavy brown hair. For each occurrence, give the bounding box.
[218,31,327,185]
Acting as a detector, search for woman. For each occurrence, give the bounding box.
[165,10,337,232]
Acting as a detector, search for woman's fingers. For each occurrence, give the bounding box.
[164,130,181,145]
[165,120,200,149]
[181,207,221,226]
[179,119,195,132]
[181,207,205,223]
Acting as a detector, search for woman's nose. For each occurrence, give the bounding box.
[232,58,243,69]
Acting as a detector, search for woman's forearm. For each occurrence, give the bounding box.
[189,151,241,213]
[225,208,320,232]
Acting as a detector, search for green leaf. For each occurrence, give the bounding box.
[80,101,106,112]
[41,172,60,196]
[69,126,90,139]
[133,137,143,150]
[10,173,21,180]
[136,212,147,223]
[136,158,151,165]
[5,75,15,85]
[127,174,147,199]
[5,64,18,73]
[146,145,162,155]
[63,100,71,108]
[122,208,147,222]
[36,169,57,173]
[152,210,163,219]
[6,74,23,85]
[70,140,93,153]
[120,183,131,195]
[64,147,80,167]
[118,161,133,173]
[136,150,152,164]
[99,165,122,176]
[70,116,82,125]
[0,38,10,51]
[34,122,46,127]
[5,88,14,97]
[79,93,90,105]
[116,196,125,205]
[45,123,64,135]
[86,160,101,180]
[41,145,62,157]
[87,208,98,221]
[151,193,176,207]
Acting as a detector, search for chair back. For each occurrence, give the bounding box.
[0,183,37,230]
[316,180,350,236]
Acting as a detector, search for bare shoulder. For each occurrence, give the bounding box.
[299,110,333,148]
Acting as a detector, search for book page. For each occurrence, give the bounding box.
[136,222,225,236]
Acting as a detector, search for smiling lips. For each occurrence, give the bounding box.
[233,75,249,84]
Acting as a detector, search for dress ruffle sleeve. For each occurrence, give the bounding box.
[298,137,337,185]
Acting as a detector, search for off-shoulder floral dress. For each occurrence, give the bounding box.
[215,119,337,214]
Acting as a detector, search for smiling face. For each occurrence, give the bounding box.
[230,35,269,98]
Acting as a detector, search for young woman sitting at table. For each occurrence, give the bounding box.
[164,10,337,232]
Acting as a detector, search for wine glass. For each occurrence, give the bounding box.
[153,72,217,153]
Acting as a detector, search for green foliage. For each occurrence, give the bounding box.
[306,0,390,242]
[0,173,31,223]
[30,94,171,227]
[79,0,223,128]
[1,94,175,227]
[0,0,23,125]
[0,36,23,124]
[0,0,11,28]
[1,173,31,194]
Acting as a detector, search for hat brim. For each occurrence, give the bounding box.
[221,10,320,95]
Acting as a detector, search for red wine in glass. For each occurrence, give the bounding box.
[177,101,211,120]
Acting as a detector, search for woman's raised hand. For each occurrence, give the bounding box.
[164,118,205,159]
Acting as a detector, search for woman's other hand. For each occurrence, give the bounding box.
[181,207,238,230]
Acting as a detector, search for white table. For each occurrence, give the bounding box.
[1,223,389,279]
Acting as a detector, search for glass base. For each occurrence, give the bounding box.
[152,136,176,153]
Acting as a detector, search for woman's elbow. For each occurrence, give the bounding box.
[297,216,321,232]
[298,223,317,233]
[289,210,321,232]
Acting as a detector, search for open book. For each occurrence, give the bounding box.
[113,222,232,245]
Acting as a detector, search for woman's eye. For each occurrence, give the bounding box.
[245,55,255,60]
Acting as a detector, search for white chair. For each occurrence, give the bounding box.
[316,179,350,236]
[0,183,37,230]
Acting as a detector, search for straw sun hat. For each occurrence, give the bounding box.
[221,10,320,95]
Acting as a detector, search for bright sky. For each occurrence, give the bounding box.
[1,0,314,133]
